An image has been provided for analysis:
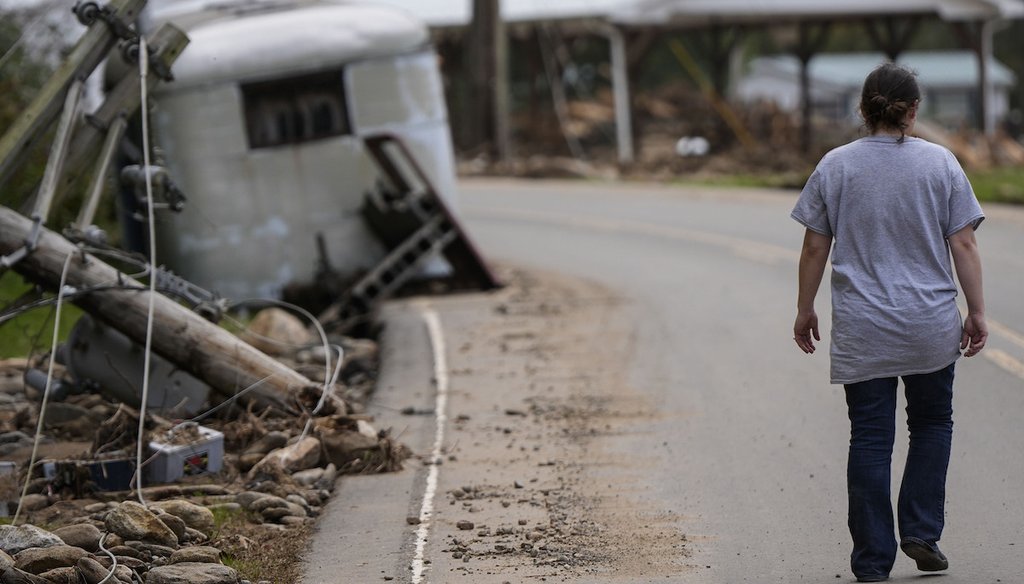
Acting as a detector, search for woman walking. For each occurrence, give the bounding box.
[790,63,987,583]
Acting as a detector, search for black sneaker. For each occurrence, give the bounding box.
[900,536,949,572]
[856,575,889,582]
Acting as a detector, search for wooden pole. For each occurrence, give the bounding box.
[0,206,308,413]
[0,0,148,188]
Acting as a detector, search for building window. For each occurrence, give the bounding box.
[241,70,351,149]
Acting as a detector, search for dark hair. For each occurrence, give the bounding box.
[859,62,921,141]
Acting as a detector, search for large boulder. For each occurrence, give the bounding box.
[52,523,102,552]
[0,525,63,555]
[104,501,178,548]
[145,561,239,584]
[150,500,216,537]
[13,544,88,574]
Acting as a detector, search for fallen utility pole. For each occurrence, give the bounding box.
[0,205,310,414]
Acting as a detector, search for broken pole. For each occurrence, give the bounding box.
[0,205,310,414]
[0,0,148,188]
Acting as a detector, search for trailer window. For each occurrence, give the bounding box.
[242,71,351,149]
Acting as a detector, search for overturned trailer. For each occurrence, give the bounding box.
[138,0,469,300]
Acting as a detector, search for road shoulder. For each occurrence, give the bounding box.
[301,265,688,583]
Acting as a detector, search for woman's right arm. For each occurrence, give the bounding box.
[948,225,987,357]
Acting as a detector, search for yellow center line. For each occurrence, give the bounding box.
[466,207,799,265]
[469,206,1024,369]
[984,349,1024,381]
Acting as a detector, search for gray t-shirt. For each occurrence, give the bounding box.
[791,136,984,384]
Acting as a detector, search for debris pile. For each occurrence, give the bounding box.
[0,306,407,583]
[464,83,1024,185]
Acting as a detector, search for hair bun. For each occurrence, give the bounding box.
[870,94,889,107]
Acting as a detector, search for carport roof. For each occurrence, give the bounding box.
[611,0,1024,26]
[366,0,1024,28]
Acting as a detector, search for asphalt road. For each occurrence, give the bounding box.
[451,178,1024,583]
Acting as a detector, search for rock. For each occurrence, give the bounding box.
[36,566,78,583]
[168,545,221,564]
[319,429,379,467]
[406,516,421,525]
[105,546,143,560]
[126,541,176,559]
[0,525,64,555]
[247,494,287,514]
[249,437,321,477]
[52,524,101,552]
[291,468,324,487]
[234,491,267,509]
[41,403,100,427]
[145,561,239,584]
[278,516,309,527]
[104,501,178,548]
[238,452,265,472]
[141,486,182,501]
[206,502,242,515]
[0,566,51,583]
[0,548,13,570]
[83,503,110,514]
[314,463,338,491]
[0,430,32,444]
[241,308,312,356]
[19,494,49,512]
[156,512,188,541]
[456,520,474,530]
[184,527,209,544]
[13,545,88,573]
[150,500,216,537]
[77,556,112,584]
[242,431,289,456]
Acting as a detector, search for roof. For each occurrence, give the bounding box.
[748,50,1017,89]
[149,1,429,90]
[611,0,1024,26]
[361,0,625,27]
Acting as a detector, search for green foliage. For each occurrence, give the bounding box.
[968,166,1024,205]
[0,270,83,359]
[0,10,59,211]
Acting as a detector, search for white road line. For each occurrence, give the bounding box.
[411,308,449,584]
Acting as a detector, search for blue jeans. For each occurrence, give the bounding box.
[843,362,955,579]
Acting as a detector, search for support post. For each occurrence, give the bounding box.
[466,0,509,160]
[794,21,831,154]
[598,24,634,165]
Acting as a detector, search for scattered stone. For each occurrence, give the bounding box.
[0,525,64,555]
[52,524,101,552]
[13,544,88,573]
[104,501,179,548]
[35,566,78,583]
[456,520,474,530]
[291,467,325,487]
[241,308,313,356]
[76,556,113,584]
[168,545,221,564]
[150,500,216,537]
[146,561,239,584]
[514,481,524,489]
[0,566,52,583]
[18,494,49,512]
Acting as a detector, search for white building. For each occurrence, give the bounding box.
[736,51,1017,129]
